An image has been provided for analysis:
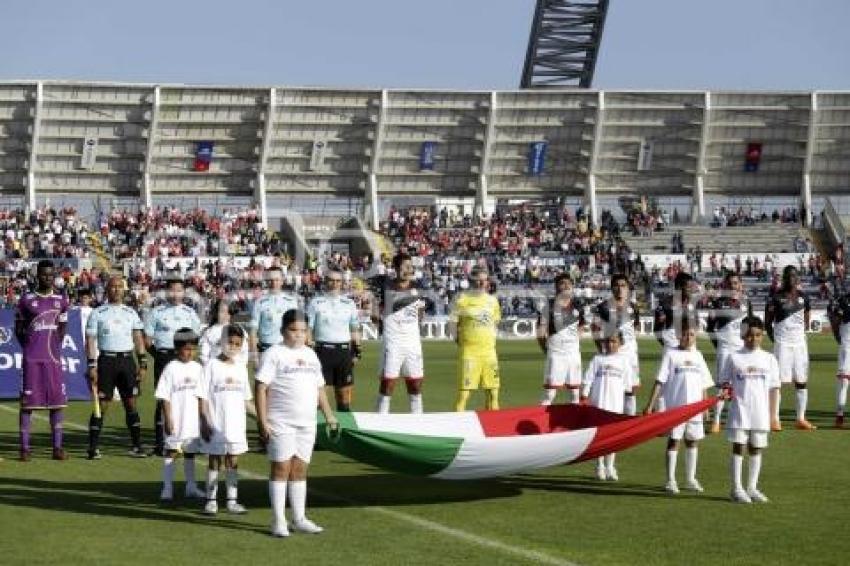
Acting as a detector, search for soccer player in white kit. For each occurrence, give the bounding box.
[591,274,641,415]
[706,272,751,433]
[582,331,638,481]
[827,287,850,428]
[374,253,428,414]
[255,309,338,538]
[154,328,205,502]
[537,273,586,405]
[644,320,714,494]
[719,316,780,504]
[198,325,253,515]
[764,266,815,431]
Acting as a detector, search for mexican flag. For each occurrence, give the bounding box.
[317,397,718,480]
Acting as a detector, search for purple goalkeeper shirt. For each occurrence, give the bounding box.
[17,292,69,363]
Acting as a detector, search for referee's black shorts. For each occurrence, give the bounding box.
[315,342,354,388]
[97,352,139,401]
[152,348,176,386]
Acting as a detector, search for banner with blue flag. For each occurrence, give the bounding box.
[0,308,90,400]
[420,141,437,171]
[528,141,548,176]
[194,141,214,172]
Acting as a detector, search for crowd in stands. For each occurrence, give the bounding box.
[711,206,801,228]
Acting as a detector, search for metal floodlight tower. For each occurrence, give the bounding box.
[521,0,610,88]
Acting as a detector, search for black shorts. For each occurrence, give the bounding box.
[97,353,139,401]
[315,342,353,388]
[153,349,176,386]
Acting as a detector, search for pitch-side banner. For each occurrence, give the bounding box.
[0,308,90,400]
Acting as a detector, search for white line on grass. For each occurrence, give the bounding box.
[0,404,580,566]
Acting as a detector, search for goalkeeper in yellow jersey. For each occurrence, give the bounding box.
[449,267,502,411]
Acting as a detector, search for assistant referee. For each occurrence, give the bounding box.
[85,276,149,459]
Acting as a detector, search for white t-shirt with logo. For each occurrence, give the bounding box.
[655,347,714,424]
[197,358,252,444]
[155,360,203,442]
[255,344,325,430]
[582,352,638,414]
[719,348,781,431]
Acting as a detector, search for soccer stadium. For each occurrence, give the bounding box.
[1,1,849,565]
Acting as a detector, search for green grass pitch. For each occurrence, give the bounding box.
[1,336,848,566]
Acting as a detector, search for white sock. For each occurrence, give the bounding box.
[666,450,678,483]
[838,379,849,415]
[604,453,616,472]
[596,457,605,471]
[795,388,808,421]
[774,390,782,421]
[747,453,762,492]
[624,395,637,416]
[713,400,725,425]
[570,389,581,404]
[162,457,175,490]
[409,394,423,414]
[269,481,287,527]
[206,469,219,501]
[226,469,238,501]
[685,447,698,483]
[730,453,744,492]
[289,480,307,523]
[184,458,197,489]
[540,389,557,406]
[375,394,391,414]
[656,396,666,412]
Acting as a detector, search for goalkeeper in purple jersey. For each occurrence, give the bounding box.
[16,260,70,461]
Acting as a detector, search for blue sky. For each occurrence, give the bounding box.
[1,0,848,90]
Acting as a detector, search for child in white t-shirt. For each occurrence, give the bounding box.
[255,309,338,538]
[154,328,204,502]
[582,331,637,482]
[719,316,780,504]
[198,324,253,515]
[644,322,714,494]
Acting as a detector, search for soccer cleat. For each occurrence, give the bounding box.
[291,518,324,534]
[595,466,607,481]
[685,479,705,493]
[664,480,679,494]
[606,467,619,482]
[202,500,218,515]
[51,448,69,461]
[270,523,290,538]
[794,419,817,431]
[730,489,752,504]
[185,485,207,499]
[87,449,102,460]
[160,486,173,502]
[835,415,845,429]
[709,422,721,435]
[770,419,783,432]
[128,446,148,458]
[226,501,247,515]
[18,450,32,462]
[746,489,770,503]
[150,447,164,458]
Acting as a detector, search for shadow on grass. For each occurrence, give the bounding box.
[498,474,730,502]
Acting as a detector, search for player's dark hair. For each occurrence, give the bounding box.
[173,327,199,349]
[554,273,572,288]
[610,273,629,288]
[723,271,740,286]
[673,272,693,290]
[208,298,238,325]
[470,266,488,280]
[78,288,92,298]
[392,252,411,273]
[742,315,764,331]
[36,259,54,271]
[267,265,282,274]
[222,324,246,342]
[166,273,184,287]
[281,308,308,330]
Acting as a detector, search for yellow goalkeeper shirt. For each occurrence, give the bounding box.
[452,292,501,355]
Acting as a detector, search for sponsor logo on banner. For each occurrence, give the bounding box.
[420,141,436,171]
[637,138,653,171]
[80,137,98,170]
[309,139,327,172]
[194,141,214,172]
[0,308,90,400]
[528,141,548,176]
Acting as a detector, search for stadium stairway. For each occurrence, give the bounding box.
[622,223,809,255]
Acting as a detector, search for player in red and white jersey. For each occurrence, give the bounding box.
[764,266,814,431]
[373,253,430,414]
[537,273,586,405]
